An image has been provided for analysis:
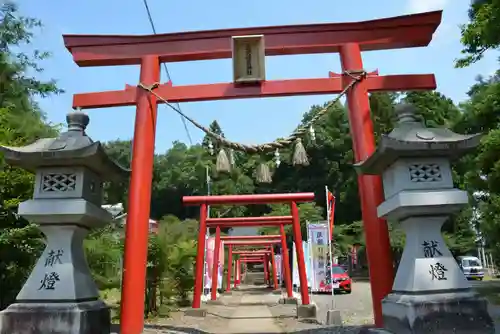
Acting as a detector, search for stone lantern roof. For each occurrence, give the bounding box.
[0,109,129,181]
[355,103,482,175]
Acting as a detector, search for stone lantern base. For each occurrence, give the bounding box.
[0,300,110,334]
[381,290,494,334]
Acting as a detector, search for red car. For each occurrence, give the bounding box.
[319,264,352,294]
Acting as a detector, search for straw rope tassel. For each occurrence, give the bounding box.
[216,148,231,173]
[292,138,309,166]
[256,162,272,183]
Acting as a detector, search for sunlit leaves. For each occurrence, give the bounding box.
[456,0,500,67]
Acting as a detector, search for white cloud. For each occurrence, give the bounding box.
[407,0,449,13]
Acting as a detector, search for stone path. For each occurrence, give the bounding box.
[128,284,377,333]
[113,282,500,333]
[222,293,282,333]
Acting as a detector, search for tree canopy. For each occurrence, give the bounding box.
[457,0,500,67]
[0,1,62,309]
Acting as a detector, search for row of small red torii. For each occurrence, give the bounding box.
[220,236,282,295]
[183,192,314,307]
[62,9,442,333]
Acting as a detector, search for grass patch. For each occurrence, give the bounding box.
[474,285,500,305]
[100,288,121,321]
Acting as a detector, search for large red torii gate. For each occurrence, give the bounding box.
[62,10,441,333]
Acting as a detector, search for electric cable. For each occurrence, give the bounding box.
[141,0,193,145]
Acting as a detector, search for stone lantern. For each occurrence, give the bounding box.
[0,110,129,334]
[355,104,494,333]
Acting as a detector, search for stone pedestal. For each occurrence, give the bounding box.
[381,216,494,333]
[16,224,102,302]
[390,217,470,293]
[0,199,112,334]
[0,110,128,334]
[297,303,318,323]
[279,297,298,305]
[325,309,342,326]
[353,103,493,334]
[0,300,110,334]
[382,291,494,333]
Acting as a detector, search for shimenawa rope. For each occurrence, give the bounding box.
[137,70,367,181]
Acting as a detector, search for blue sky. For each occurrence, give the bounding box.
[19,0,498,153]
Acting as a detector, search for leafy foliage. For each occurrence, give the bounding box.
[0,2,61,310]
[456,0,500,67]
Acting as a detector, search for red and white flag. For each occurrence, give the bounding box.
[325,186,336,240]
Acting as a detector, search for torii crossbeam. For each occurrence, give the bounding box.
[62,10,442,332]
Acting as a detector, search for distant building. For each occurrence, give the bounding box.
[101,203,158,234]
[118,217,158,234]
[229,226,259,236]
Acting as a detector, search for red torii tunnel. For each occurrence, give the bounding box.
[63,10,442,332]
[183,193,314,309]
[224,241,280,292]
[207,217,292,298]
[222,234,281,291]
[224,243,278,291]
[235,249,277,287]
[206,233,281,300]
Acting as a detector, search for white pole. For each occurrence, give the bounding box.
[482,246,488,275]
[202,166,211,295]
[325,185,335,308]
[478,247,482,266]
[307,222,315,293]
[489,253,496,275]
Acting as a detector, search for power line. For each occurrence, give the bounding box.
[141,0,193,145]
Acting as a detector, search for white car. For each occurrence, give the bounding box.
[457,256,484,280]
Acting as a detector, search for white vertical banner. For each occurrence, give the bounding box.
[292,243,299,288]
[217,262,223,289]
[204,261,212,289]
[306,222,316,292]
[308,223,329,292]
[275,254,282,284]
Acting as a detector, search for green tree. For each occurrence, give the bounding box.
[453,73,500,260]
[0,2,61,309]
[456,0,500,67]
[102,139,132,207]
[202,120,225,153]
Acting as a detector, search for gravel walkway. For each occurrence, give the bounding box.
[310,282,374,326]
[111,280,500,333]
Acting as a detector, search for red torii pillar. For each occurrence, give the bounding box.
[63,11,441,331]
